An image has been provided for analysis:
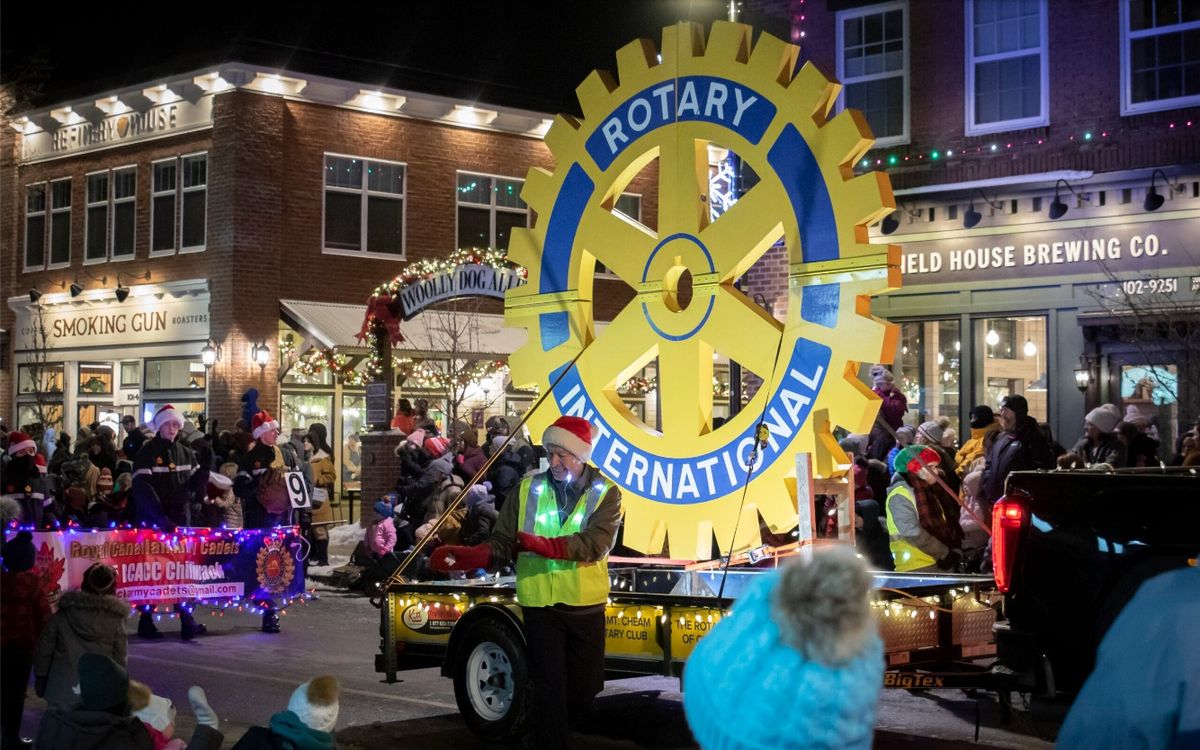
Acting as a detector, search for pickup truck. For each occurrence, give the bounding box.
[991,467,1200,697]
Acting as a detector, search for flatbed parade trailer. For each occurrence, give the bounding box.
[376,566,1001,740]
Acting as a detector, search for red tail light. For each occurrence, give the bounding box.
[992,498,1025,593]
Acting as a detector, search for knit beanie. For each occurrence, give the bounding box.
[287,676,340,733]
[1101,402,1122,421]
[97,467,114,494]
[893,445,941,475]
[374,500,394,519]
[999,395,1028,418]
[79,653,130,713]
[683,548,882,750]
[542,415,597,462]
[405,429,427,450]
[1085,406,1120,434]
[969,405,995,429]
[1,531,37,572]
[894,425,915,446]
[82,562,118,596]
[917,421,943,444]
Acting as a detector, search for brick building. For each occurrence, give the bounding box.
[1,62,658,495]
[745,0,1200,455]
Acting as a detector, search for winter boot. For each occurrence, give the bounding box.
[137,610,164,640]
[179,608,207,640]
[261,608,281,634]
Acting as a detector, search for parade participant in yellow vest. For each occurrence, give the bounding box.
[886,445,963,573]
[430,415,622,750]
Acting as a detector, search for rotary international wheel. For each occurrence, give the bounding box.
[505,21,900,560]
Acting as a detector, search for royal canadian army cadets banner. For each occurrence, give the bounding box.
[5,528,305,604]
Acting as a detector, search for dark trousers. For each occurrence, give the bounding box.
[523,606,605,750]
[0,645,33,741]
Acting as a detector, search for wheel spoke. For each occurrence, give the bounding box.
[705,286,784,377]
[580,209,656,287]
[699,185,785,283]
[657,335,715,437]
[656,135,709,237]
[575,301,659,390]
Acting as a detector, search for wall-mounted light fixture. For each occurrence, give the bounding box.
[28,289,42,303]
[880,203,922,235]
[71,268,108,297]
[1048,178,1089,220]
[1143,168,1184,212]
[114,271,151,303]
[201,339,222,368]
[251,341,271,368]
[963,189,1004,229]
[1074,354,1095,392]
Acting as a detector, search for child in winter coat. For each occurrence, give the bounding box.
[366,501,398,559]
[34,563,129,708]
[129,681,221,750]
[203,463,242,529]
[1,531,51,749]
[231,676,339,750]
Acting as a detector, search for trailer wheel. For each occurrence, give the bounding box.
[453,619,531,740]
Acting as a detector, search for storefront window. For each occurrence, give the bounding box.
[974,316,1047,421]
[78,363,115,395]
[141,400,206,427]
[16,404,63,436]
[18,363,64,395]
[281,394,333,436]
[78,405,122,435]
[144,358,206,391]
[1120,364,1177,464]
[120,361,141,386]
[342,395,366,444]
[892,320,961,425]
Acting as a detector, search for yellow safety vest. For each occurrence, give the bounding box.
[886,483,937,572]
[515,474,613,607]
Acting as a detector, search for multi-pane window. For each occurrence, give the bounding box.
[24,185,46,270]
[975,316,1048,421]
[837,1,908,145]
[597,193,642,276]
[85,172,109,261]
[892,320,962,427]
[456,172,527,251]
[151,160,177,253]
[324,155,406,256]
[112,167,136,258]
[966,0,1048,134]
[1121,0,1200,113]
[49,179,71,266]
[181,154,207,250]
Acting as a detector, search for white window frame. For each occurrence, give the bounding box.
[1120,0,1200,115]
[47,178,72,270]
[455,170,529,253]
[835,0,910,147]
[322,153,407,260]
[179,151,208,254]
[149,157,178,257]
[23,182,47,273]
[964,0,1050,135]
[84,169,109,265]
[110,164,137,262]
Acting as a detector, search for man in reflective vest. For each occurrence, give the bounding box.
[886,445,962,573]
[431,415,622,750]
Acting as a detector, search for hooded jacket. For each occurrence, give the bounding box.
[1071,432,1126,468]
[34,590,130,707]
[35,706,154,750]
[954,422,999,477]
[231,711,336,750]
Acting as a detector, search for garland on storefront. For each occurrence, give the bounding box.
[280,338,372,387]
[359,247,526,380]
[398,358,509,391]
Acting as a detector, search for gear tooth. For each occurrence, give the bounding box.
[705,21,753,65]
[822,374,879,434]
[615,37,659,83]
[664,514,707,560]
[575,70,618,121]
[746,27,798,85]
[754,480,799,534]
[659,21,706,70]
[520,167,556,214]
[506,228,543,275]
[543,114,583,156]
[787,62,840,123]
[708,503,763,556]
[814,109,874,176]
[621,499,667,554]
[844,171,896,227]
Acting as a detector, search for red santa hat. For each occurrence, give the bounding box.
[7,431,37,456]
[152,404,185,433]
[251,410,280,440]
[35,454,48,474]
[542,415,597,462]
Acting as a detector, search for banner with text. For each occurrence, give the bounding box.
[400,264,525,318]
[5,528,305,604]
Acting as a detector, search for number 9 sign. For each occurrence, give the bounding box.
[286,470,312,510]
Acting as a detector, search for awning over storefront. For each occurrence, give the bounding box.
[279,299,528,356]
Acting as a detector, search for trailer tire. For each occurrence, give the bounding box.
[453,618,531,741]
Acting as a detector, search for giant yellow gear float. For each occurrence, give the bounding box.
[505,21,900,560]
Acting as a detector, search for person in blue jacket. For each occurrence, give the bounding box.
[683,544,883,750]
[1057,565,1199,749]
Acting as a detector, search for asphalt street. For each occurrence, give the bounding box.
[15,572,1057,749]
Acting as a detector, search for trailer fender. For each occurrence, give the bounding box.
[442,603,526,678]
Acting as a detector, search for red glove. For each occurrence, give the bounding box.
[516,531,569,560]
[429,544,492,572]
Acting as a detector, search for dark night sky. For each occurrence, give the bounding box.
[1,1,790,115]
